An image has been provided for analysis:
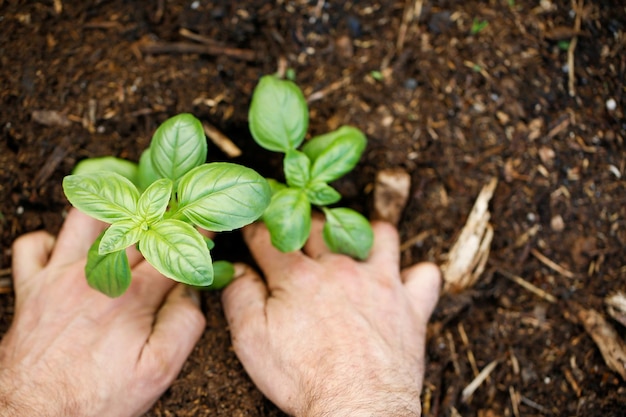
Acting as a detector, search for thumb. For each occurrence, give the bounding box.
[221,263,268,336]
[11,230,55,290]
[401,262,441,321]
[140,284,206,387]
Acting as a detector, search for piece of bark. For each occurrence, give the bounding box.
[606,292,626,328]
[441,178,497,293]
[577,307,626,380]
[372,168,411,227]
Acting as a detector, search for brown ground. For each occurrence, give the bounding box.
[1,0,625,415]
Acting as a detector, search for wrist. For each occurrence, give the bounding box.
[0,367,81,417]
[297,385,421,417]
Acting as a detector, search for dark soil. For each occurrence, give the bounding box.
[1,0,625,415]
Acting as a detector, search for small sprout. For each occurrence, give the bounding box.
[285,68,297,81]
[249,75,373,260]
[370,70,384,81]
[470,18,489,35]
[557,40,571,51]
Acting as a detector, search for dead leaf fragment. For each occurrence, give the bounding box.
[441,178,497,293]
[577,307,626,380]
[372,168,411,226]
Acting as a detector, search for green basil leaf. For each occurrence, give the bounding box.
[306,182,341,206]
[302,126,367,183]
[205,260,235,289]
[322,207,373,260]
[140,219,213,286]
[85,233,132,298]
[72,156,139,186]
[266,178,287,195]
[263,188,311,252]
[284,150,311,188]
[249,75,309,152]
[137,178,172,223]
[63,172,139,223]
[99,220,143,254]
[175,163,271,232]
[137,148,161,191]
[150,113,207,182]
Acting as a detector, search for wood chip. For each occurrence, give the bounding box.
[441,178,497,293]
[31,109,71,127]
[577,307,626,380]
[606,292,626,328]
[139,41,257,61]
[371,168,411,226]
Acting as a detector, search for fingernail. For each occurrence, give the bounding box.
[185,286,201,306]
[233,263,248,279]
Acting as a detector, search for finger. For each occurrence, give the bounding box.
[140,283,206,387]
[221,263,268,336]
[11,231,55,285]
[365,221,400,271]
[242,222,306,280]
[48,209,108,267]
[401,262,441,320]
[302,213,331,259]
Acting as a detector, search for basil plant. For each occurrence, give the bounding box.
[63,113,271,297]
[249,75,373,259]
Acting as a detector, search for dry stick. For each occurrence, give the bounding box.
[446,330,461,377]
[202,122,241,158]
[458,322,480,377]
[400,229,432,251]
[530,248,576,279]
[179,28,224,46]
[139,42,257,62]
[461,359,499,402]
[307,76,351,103]
[497,269,558,304]
[509,386,521,417]
[397,0,423,52]
[567,0,583,97]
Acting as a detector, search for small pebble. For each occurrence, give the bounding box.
[606,98,617,111]
[191,0,200,10]
[404,78,418,90]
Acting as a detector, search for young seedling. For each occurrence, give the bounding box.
[248,75,373,259]
[63,113,271,297]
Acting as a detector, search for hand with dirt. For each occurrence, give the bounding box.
[222,217,441,417]
[0,209,206,417]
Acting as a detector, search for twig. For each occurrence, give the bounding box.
[530,248,576,279]
[202,122,241,158]
[461,359,499,402]
[458,322,479,377]
[0,277,12,295]
[520,396,548,413]
[307,76,351,103]
[400,229,432,251]
[397,0,423,52]
[446,330,461,376]
[509,386,521,417]
[179,28,224,46]
[497,269,558,303]
[139,42,257,62]
[0,268,11,277]
[567,0,583,97]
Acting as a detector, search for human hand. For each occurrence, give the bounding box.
[0,209,206,417]
[222,217,441,417]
